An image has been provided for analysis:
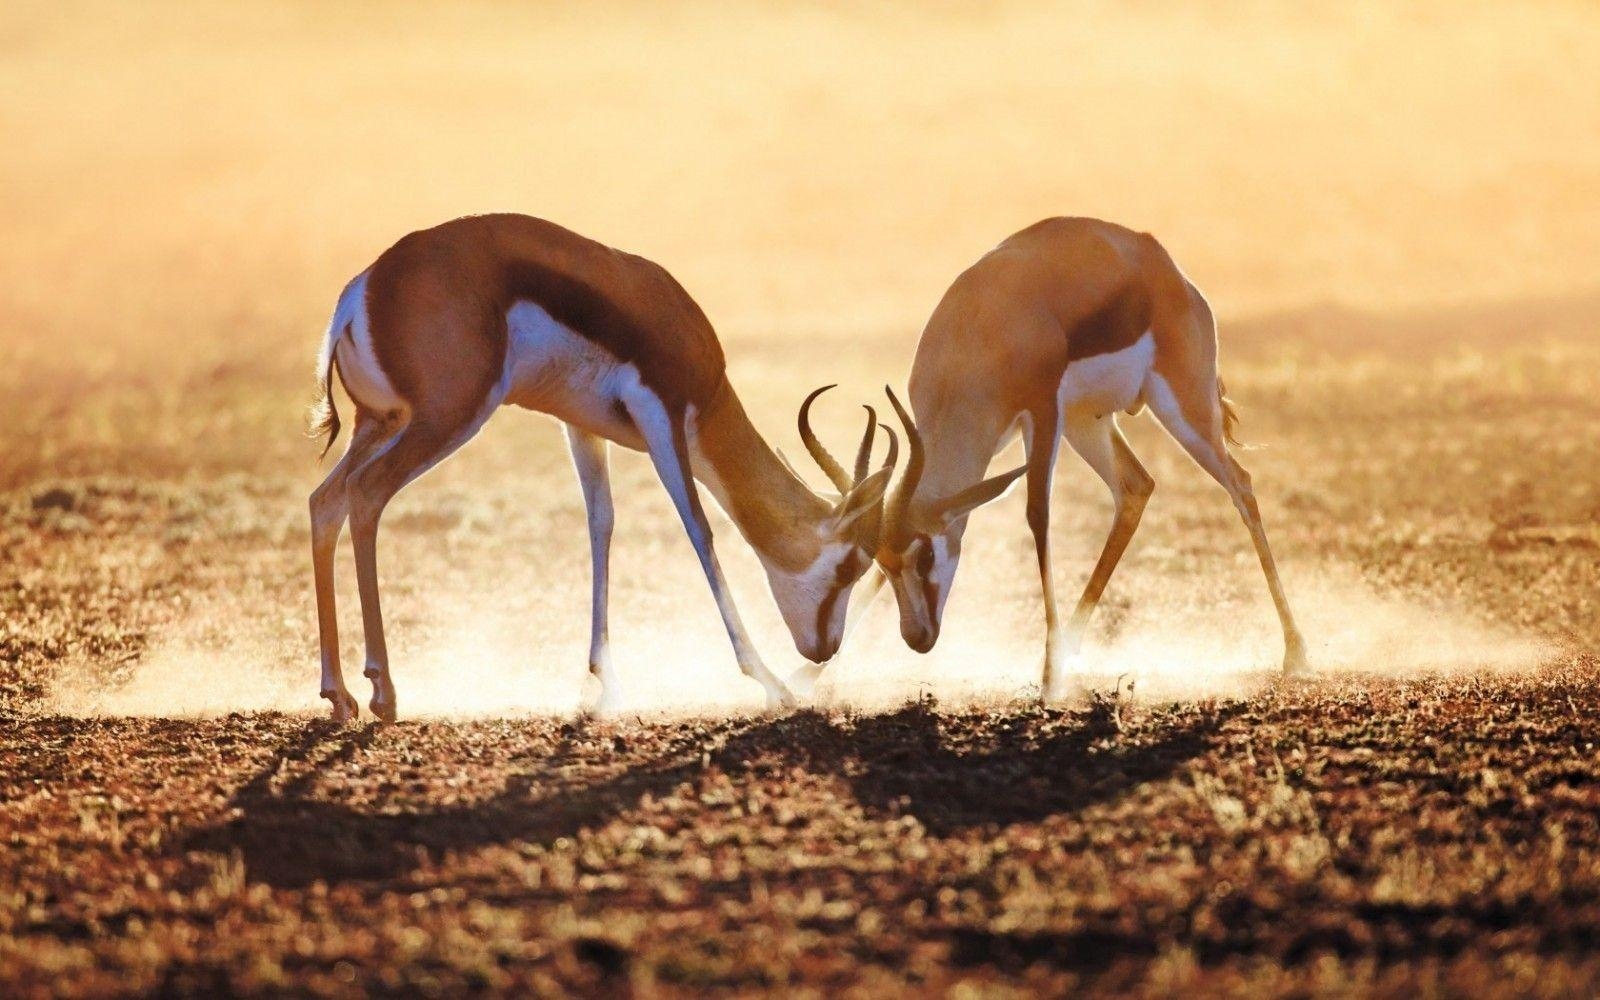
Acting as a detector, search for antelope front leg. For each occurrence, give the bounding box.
[1023,405,1078,703]
[1225,458,1309,676]
[1030,501,1077,702]
[1056,417,1156,695]
[566,424,623,713]
[628,394,796,710]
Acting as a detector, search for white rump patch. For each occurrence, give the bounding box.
[330,270,405,413]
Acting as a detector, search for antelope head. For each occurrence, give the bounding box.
[762,385,896,663]
[875,387,1025,653]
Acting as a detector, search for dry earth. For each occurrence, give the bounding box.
[4,289,1599,998]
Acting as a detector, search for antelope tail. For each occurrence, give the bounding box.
[308,274,369,462]
[308,318,345,461]
[1217,377,1244,449]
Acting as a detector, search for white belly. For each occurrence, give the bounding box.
[1057,331,1154,416]
[501,300,644,446]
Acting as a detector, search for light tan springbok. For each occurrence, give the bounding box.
[872,217,1307,701]
[308,214,893,722]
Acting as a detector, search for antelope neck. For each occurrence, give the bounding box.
[909,402,1010,517]
[691,381,832,570]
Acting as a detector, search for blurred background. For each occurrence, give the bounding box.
[3,1,1597,714]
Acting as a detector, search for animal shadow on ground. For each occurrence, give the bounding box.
[183,701,1240,889]
[843,698,1243,834]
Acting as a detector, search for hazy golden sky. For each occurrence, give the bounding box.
[3,0,1597,366]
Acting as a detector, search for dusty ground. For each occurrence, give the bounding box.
[4,665,1600,997]
[5,2,1600,996]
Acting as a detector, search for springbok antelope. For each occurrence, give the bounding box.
[873,217,1307,700]
[308,214,893,722]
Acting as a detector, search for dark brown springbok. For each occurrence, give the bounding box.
[308,214,893,721]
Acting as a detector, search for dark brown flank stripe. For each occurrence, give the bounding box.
[364,214,725,420]
[498,259,724,411]
[1063,279,1153,364]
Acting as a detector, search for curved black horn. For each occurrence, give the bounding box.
[798,385,852,492]
[884,386,924,538]
[852,421,899,552]
[852,406,877,485]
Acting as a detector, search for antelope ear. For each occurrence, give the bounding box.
[830,465,893,535]
[775,446,803,481]
[779,446,841,503]
[930,464,1027,526]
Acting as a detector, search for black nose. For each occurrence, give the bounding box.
[905,626,937,654]
[803,637,839,663]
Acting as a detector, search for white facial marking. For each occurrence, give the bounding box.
[764,540,855,652]
[1058,331,1155,416]
[928,534,958,619]
[893,540,931,623]
[900,571,925,619]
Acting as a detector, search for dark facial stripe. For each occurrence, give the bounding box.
[814,552,864,654]
[921,575,940,625]
[814,585,843,656]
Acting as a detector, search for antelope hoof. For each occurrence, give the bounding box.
[581,670,624,717]
[321,689,359,723]
[764,679,799,712]
[1041,651,1086,705]
[786,662,826,701]
[1282,641,1310,678]
[364,667,397,723]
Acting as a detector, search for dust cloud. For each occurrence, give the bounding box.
[46,562,1552,720]
[816,564,1552,709]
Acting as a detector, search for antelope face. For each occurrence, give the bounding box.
[877,385,1027,655]
[878,526,961,654]
[771,385,897,663]
[764,539,876,663]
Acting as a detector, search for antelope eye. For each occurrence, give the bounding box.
[915,540,935,575]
